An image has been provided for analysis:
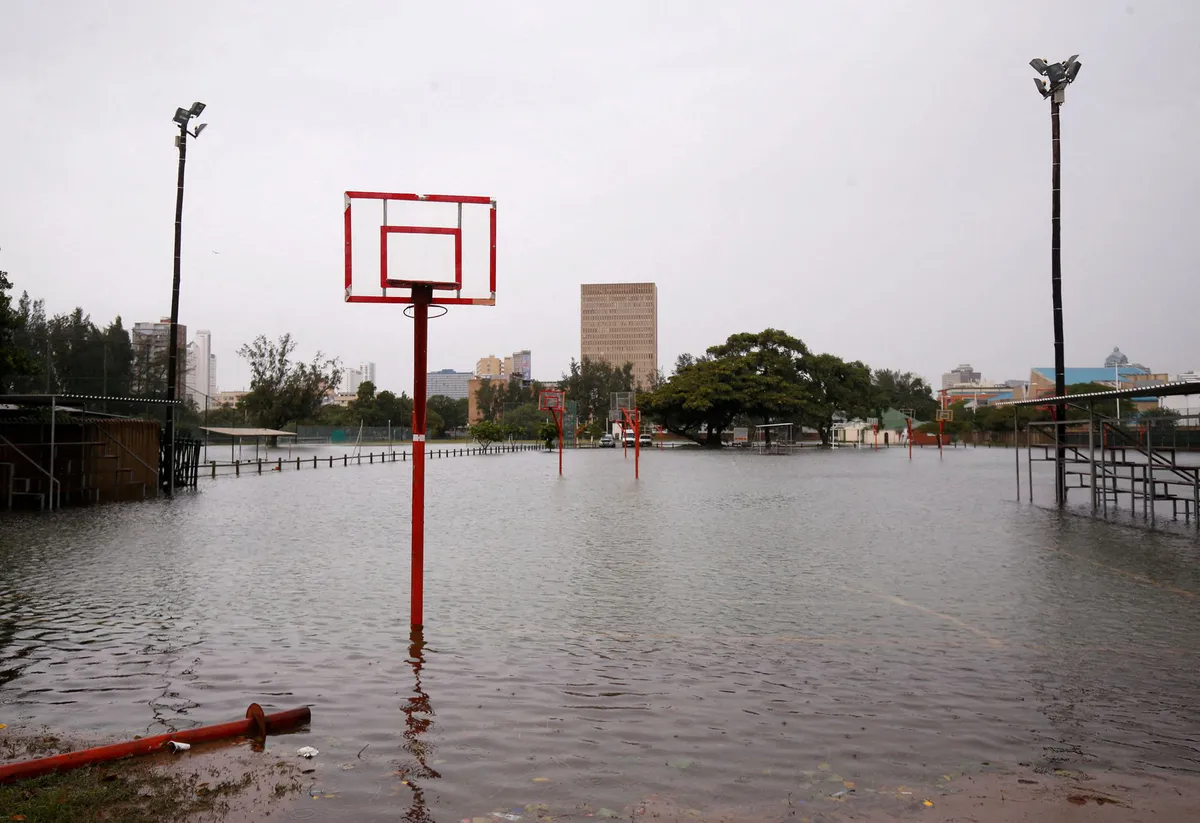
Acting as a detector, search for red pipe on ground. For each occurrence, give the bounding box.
[0,704,310,783]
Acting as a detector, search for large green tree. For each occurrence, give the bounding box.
[871,369,937,422]
[428,394,468,432]
[707,329,810,425]
[473,378,506,423]
[560,357,635,426]
[798,353,874,444]
[0,272,34,393]
[238,334,342,430]
[640,354,741,446]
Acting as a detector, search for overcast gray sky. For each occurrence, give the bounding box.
[2,1,1197,394]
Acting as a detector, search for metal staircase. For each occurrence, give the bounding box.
[1030,416,1200,527]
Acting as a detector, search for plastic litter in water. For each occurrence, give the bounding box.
[297,746,320,759]
[166,741,191,753]
[923,799,934,807]
[491,814,522,821]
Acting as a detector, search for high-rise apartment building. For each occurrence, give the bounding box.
[186,329,213,408]
[941,363,981,389]
[426,369,473,400]
[476,355,505,378]
[341,361,378,396]
[132,317,187,397]
[580,283,658,389]
[511,350,532,380]
[360,361,377,385]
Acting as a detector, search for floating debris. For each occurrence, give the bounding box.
[166,741,191,753]
[297,746,319,759]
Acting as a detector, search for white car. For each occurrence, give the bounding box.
[623,432,636,448]
[639,433,653,447]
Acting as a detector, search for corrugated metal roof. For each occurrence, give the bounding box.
[1004,380,1200,406]
[200,427,296,437]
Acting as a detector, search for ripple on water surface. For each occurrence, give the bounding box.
[2,447,1199,819]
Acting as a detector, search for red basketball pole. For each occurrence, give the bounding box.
[410,286,431,629]
[556,408,563,476]
[938,418,944,459]
[634,410,641,480]
[344,191,497,633]
[907,418,913,460]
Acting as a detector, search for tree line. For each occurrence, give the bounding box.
[636,329,937,446]
[1,274,150,401]
[2,273,947,446]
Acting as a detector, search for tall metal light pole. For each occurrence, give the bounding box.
[164,102,207,496]
[1031,56,1081,506]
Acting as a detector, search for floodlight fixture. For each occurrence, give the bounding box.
[189,101,206,116]
[1031,55,1081,102]
[191,123,207,138]
[173,107,190,127]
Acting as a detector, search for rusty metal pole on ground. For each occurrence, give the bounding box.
[410,286,431,629]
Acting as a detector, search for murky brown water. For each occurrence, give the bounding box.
[2,447,1199,820]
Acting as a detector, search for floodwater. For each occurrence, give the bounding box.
[2,446,1199,820]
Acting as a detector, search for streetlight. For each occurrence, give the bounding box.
[1031,55,1081,506]
[163,101,207,496]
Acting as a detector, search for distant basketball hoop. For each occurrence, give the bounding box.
[539,389,565,477]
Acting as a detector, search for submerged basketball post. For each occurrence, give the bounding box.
[539,389,565,476]
[344,190,497,629]
[936,408,953,459]
[900,409,914,460]
[620,407,641,480]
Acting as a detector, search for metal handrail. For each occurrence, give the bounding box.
[96,426,159,479]
[0,433,61,509]
[1100,419,1197,486]
[1031,419,1197,485]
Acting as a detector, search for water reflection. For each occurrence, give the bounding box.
[398,627,440,823]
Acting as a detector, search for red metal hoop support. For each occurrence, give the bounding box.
[344,191,496,630]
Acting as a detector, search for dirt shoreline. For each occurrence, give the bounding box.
[4,730,1198,822]
[0,731,305,821]
[628,765,1200,823]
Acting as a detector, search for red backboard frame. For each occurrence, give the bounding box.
[344,191,496,306]
[538,389,564,411]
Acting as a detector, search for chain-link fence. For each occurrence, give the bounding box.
[295,425,410,444]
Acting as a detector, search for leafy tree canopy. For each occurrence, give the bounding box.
[238,334,341,431]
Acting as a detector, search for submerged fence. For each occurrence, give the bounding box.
[200,442,538,479]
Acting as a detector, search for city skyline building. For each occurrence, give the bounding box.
[426,368,472,400]
[580,282,658,390]
[941,363,981,390]
[186,329,215,407]
[132,317,187,397]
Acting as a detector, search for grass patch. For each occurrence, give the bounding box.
[0,734,303,822]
